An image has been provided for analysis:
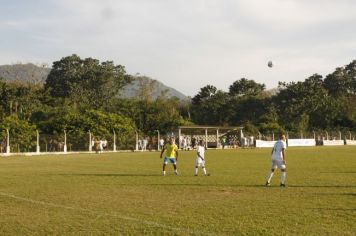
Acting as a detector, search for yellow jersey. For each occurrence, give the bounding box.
[164,143,178,158]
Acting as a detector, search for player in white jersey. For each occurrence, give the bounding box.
[194,140,209,176]
[265,134,287,187]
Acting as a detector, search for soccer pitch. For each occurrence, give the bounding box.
[0,147,355,235]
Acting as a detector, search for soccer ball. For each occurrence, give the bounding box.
[268,61,273,68]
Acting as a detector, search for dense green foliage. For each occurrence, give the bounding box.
[0,55,187,150]
[0,147,355,234]
[45,54,131,109]
[191,61,356,135]
[0,56,355,150]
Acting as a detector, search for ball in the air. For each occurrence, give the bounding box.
[268,61,273,68]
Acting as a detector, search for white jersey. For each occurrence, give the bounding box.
[99,140,104,150]
[196,145,206,166]
[197,145,205,159]
[159,139,164,146]
[271,140,286,161]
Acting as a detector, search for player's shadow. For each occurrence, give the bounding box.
[320,172,356,174]
[233,184,356,188]
[314,192,356,196]
[306,207,356,211]
[55,173,162,177]
[287,185,356,188]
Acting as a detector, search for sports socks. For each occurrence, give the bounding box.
[267,171,274,183]
[280,172,286,184]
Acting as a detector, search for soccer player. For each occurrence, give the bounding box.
[160,137,179,176]
[265,134,287,187]
[195,140,209,176]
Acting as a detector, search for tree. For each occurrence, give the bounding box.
[0,114,37,152]
[144,97,186,134]
[324,60,356,96]
[192,85,218,105]
[274,74,340,130]
[229,78,265,97]
[45,54,131,109]
[228,96,273,127]
[191,88,231,125]
[104,95,186,135]
[0,79,46,120]
[324,67,350,97]
[344,60,356,95]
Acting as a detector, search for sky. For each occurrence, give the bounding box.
[0,0,355,96]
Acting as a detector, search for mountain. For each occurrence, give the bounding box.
[120,75,187,100]
[264,88,280,97]
[0,63,51,84]
[0,63,187,100]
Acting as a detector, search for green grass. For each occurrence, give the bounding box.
[0,146,355,235]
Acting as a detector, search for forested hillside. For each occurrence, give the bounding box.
[0,54,355,151]
[0,63,186,100]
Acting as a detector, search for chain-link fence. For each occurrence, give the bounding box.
[2,128,356,154]
[1,129,139,154]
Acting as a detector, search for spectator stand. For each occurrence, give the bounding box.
[177,126,244,149]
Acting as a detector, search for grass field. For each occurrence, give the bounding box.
[0,146,355,235]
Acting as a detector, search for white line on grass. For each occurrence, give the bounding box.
[0,191,216,236]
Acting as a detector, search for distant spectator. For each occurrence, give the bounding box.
[159,138,164,150]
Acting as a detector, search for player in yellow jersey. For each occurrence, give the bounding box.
[160,137,179,176]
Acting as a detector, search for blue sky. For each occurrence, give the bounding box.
[0,0,355,96]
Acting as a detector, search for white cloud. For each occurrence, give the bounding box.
[236,0,356,29]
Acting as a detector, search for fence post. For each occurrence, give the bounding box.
[135,131,138,151]
[113,130,116,152]
[178,128,181,149]
[64,129,67,153]
[156,130,160,151]
[36,130,40,153]
[89,131,92,152]
[205,128,208,148]
[6,129,10,155]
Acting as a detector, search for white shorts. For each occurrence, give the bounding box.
[271,159,286,170]
[195,157,205,167]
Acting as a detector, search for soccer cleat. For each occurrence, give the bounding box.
[174,172,179,176]
[194,174,198,176]
[205,173,210,176]
[280,183,286,187]
[265,182,271,187]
